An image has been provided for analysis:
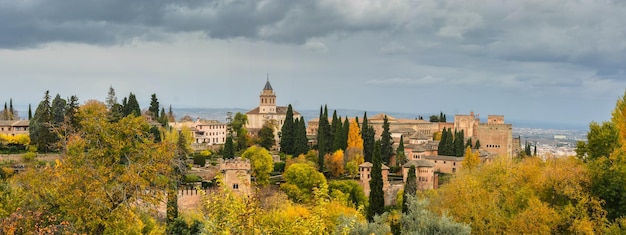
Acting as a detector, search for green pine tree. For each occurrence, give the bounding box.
[402,165,417,213]
[367,140,385,222]
[65,95,80,131]
[124,93,141,117]
[30,91,54,152]
[51,94,66,127]
[149,94,160,120]
[475,139,481,149]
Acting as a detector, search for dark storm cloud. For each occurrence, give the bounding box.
[0,0,404,48]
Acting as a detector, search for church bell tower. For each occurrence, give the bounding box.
[259,76,276,114]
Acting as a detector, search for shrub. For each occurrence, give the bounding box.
[185,174,202,183]
[193,155,206,167]
[21,152,37,162]
[273,162,286,173]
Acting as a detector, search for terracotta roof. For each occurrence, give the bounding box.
[359,162,390,170]
[0,120,29,126]
[370,113,396,121]
[403,160,435,168]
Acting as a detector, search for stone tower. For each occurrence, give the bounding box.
[259,78,276,114]
[359,162,390,196]
[220,158,252,195]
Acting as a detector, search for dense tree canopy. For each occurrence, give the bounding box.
[241,145,274,186]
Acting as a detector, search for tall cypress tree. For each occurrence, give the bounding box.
[444,128,454,156]
[317,105,330,172]
[342,117,350,150]
[380,115,394,165]
[362,112,375,163]
[454,130,465,157]
[397,135,407,166]
[402,165,417,213]
[279,104,295,155]
[294,117,309,156]
[438,128,448,156]
[330,111,340,151]
[223,136,235,159]
[332,116,345,152]
[475,139,481,149]
[9,98,15,120]
[367,140,385,222]
[28,104,32,120]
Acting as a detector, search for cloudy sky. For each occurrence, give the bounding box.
[1,0,625,129]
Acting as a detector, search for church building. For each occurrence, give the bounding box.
[246,79,301,137]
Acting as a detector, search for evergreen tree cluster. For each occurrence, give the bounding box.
[0,98,19,120]
[428,111,447,123]
[279,104,309,157]
[437,128,466,157]
[30,88,173,152]
[521,141,536,157]
[29,91,80,152]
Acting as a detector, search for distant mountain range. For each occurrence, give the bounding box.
[173,108,587,131]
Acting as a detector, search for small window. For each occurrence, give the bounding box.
[233,184,239,190]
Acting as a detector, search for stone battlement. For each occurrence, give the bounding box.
[477,123,512,128]
[219,158,251,171]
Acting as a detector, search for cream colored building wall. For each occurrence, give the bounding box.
[425,157,463,174]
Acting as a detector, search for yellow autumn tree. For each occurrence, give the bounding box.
[2,100,175,234]
[428,156,607,234]
[325,150,345,177]
[347,120,363,149]
[345,120,364,177]
[461,146,480,170]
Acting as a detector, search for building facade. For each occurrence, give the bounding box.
[246,79,301,146]
[220,158,252,195]
[0,120,29,136]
